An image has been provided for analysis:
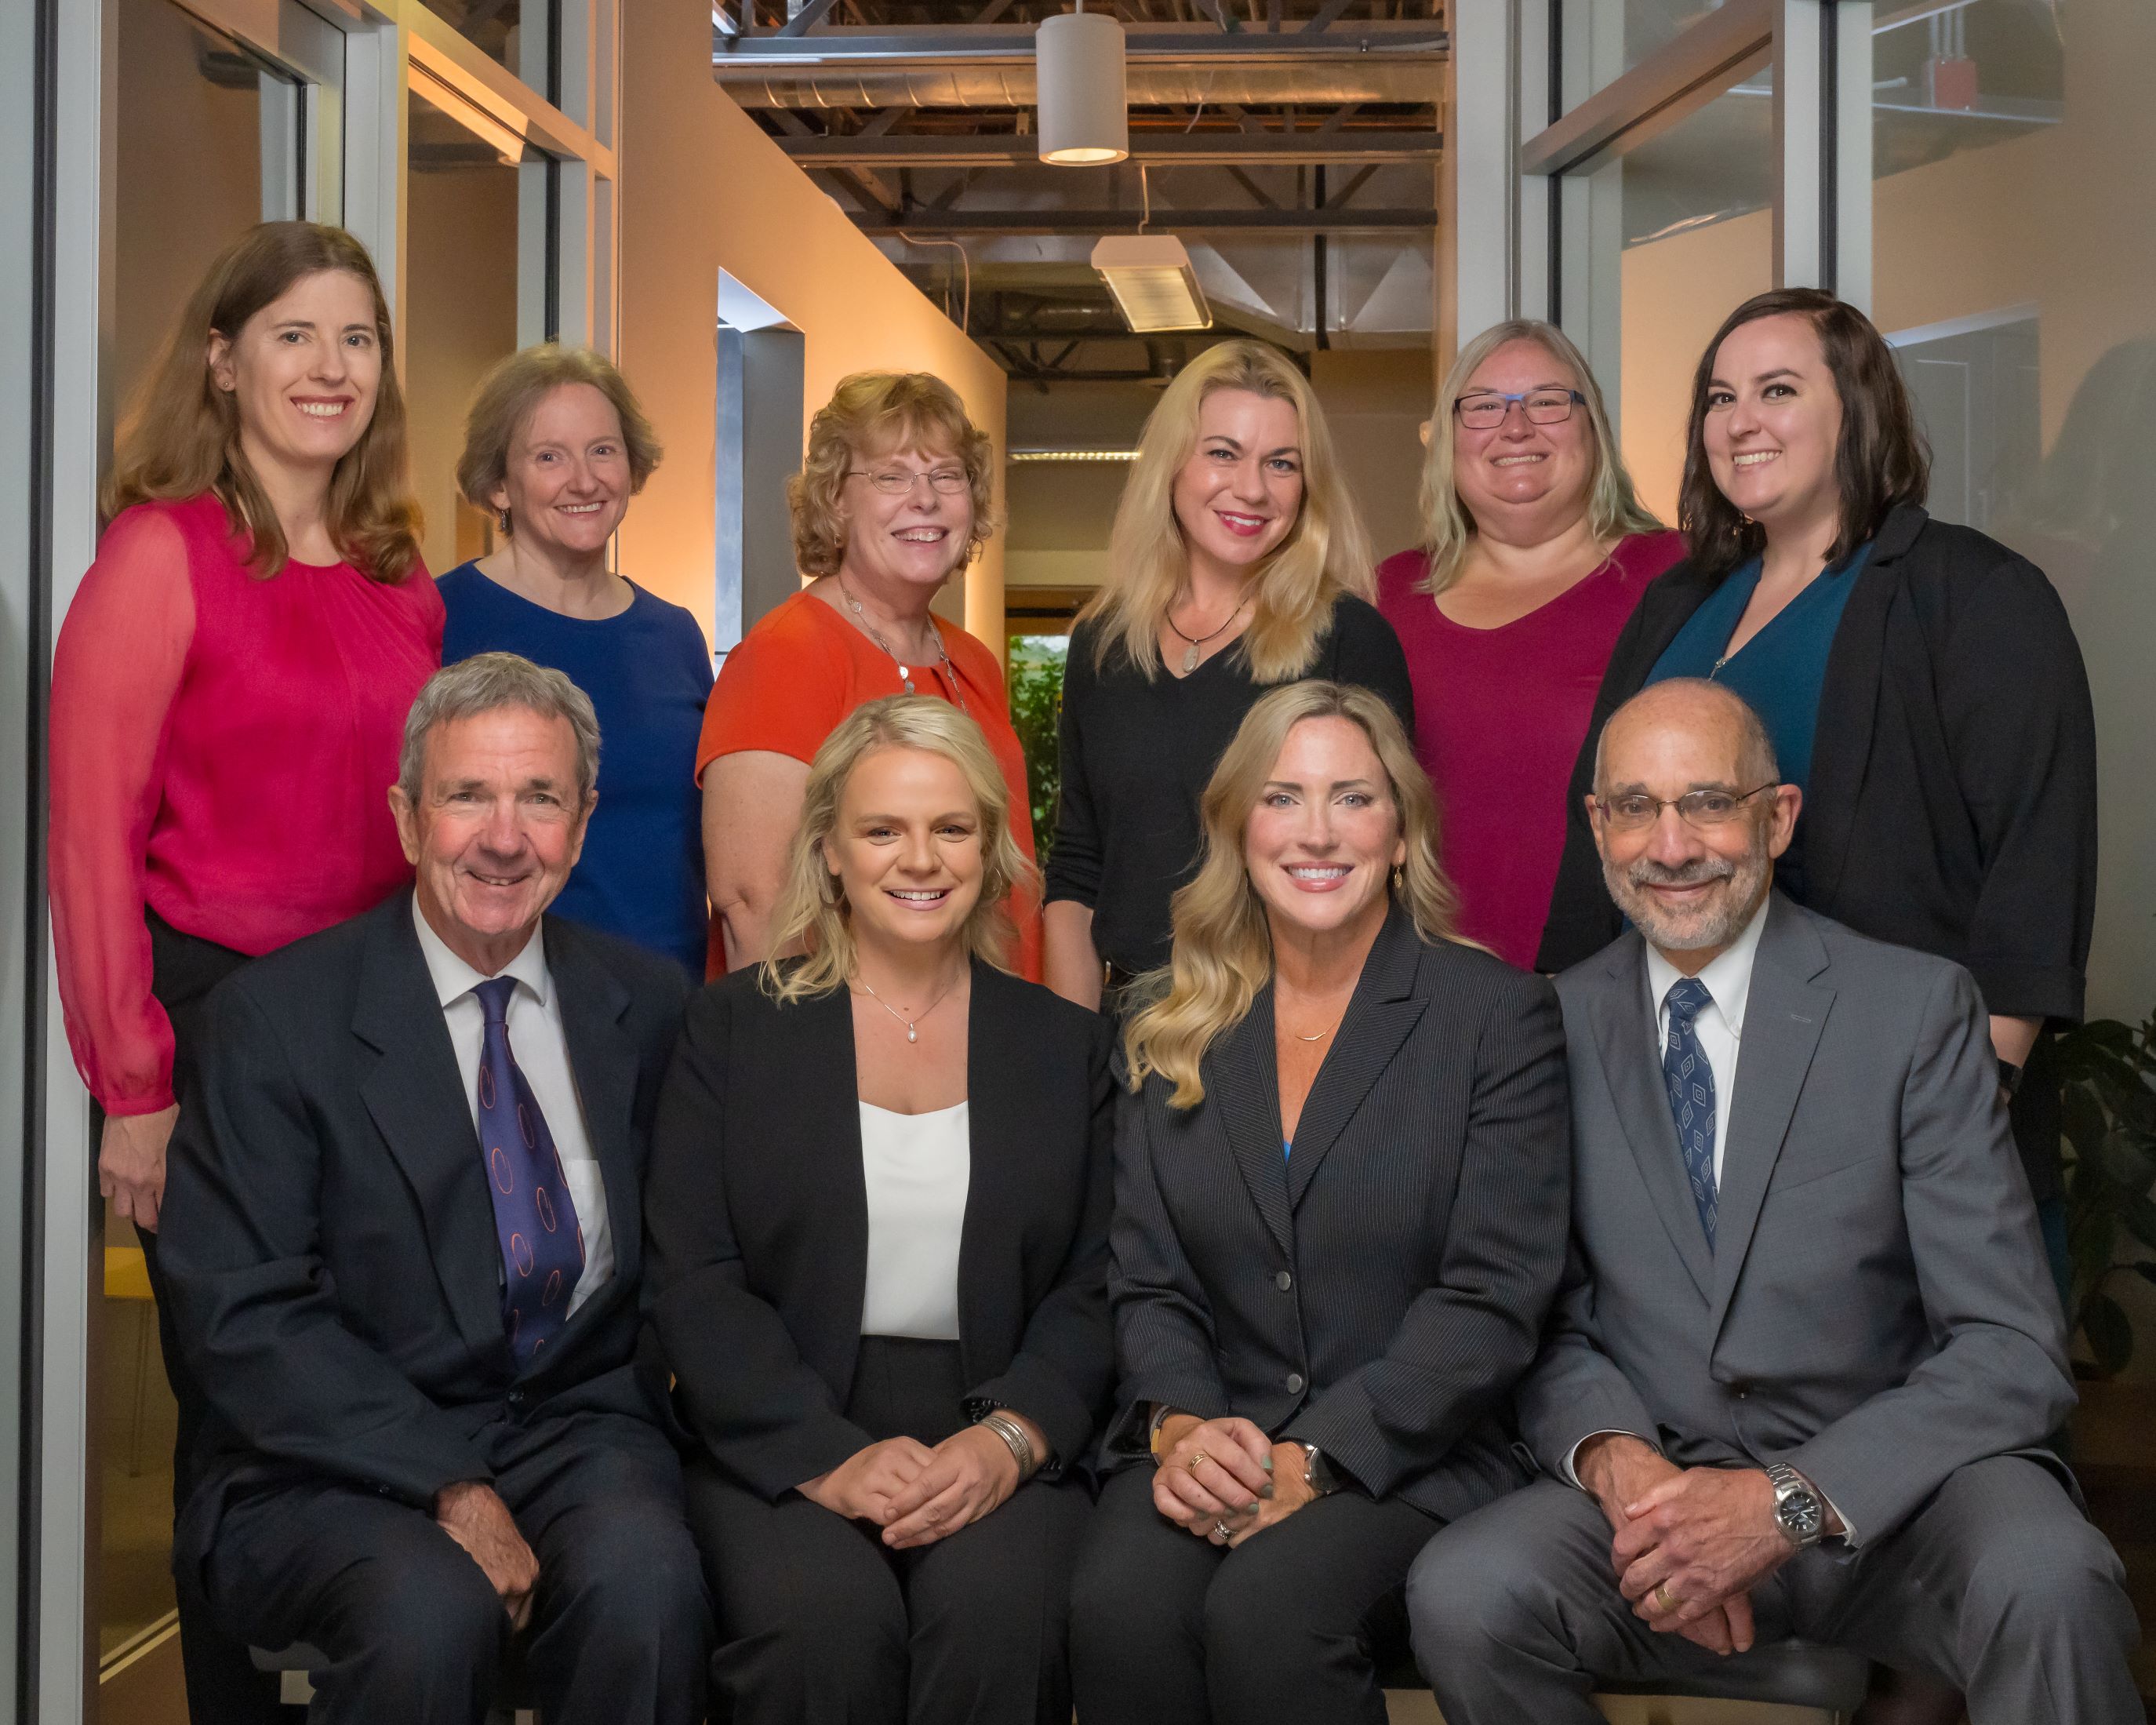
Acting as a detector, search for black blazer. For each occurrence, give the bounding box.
[159,890,690,1576]
[645,959,1116,1501]
[1539,504,2098,1026]
[1107,907,1571,1522]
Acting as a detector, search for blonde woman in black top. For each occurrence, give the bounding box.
[1042,340,1413,1011]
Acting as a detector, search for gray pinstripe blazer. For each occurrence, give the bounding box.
[1104,905,1572,1521]
[1520,892,2076,1542]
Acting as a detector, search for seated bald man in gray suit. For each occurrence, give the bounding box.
[1406,679,2138,1725]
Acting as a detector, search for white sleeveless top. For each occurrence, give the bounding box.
[858,1100,971,1341]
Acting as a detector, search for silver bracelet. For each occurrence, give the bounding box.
[976,1410,1038,1480]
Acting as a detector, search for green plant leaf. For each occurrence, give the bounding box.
[2123,1192,2156,1254]
[2097,1128,2156,1192]
[2129,1262,2156,1290]
[2081,1292,2134,1378]
[2060,1081,2108,1161]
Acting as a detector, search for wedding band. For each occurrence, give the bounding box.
[1653,1584,1673,1613]
[1187,1450,1209,1475]
[1212,1520,1234,1540]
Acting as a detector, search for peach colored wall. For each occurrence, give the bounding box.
[615,0,1006,653]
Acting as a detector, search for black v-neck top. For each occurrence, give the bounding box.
[1044,594,1413,977]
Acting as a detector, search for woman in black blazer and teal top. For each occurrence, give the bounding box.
[1069,681,1570,1725]
[1540,289,2096,1278]
[645,696,1114,1725]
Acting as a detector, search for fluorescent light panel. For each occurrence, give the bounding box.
[1091,235,1212,333]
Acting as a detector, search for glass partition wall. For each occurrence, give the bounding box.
[24,5,619,1721]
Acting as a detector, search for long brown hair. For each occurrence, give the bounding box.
[1121,681,1466,1108]
[1678,288,1929,580]
[103,221,424,582]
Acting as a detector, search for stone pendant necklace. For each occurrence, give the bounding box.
[840,578,969,715]
[1165,590,1252,674]
[855,972,962,1044]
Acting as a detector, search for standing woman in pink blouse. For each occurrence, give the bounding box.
[1375,321,1682,970]
[48,220,438,1723]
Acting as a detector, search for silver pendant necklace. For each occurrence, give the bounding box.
[854,972,962,1044]
[839,578,969,714]
[1165,590,1252,675]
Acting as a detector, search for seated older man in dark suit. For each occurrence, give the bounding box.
[159,653,709,1725]
[1406,679,2139,1725]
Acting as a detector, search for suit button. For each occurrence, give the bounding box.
[1285,1372,1305,1394]
[1274,1271,1293,1291]
[507,1388,525,1408]
[1729,1383,1748,1399]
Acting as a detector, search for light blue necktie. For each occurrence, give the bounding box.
[1662,977,1718,1251]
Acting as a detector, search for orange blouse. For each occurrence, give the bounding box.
[696,589,1042,981]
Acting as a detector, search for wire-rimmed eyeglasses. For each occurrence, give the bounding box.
[1593,783,1778,833]
[1453,388,1587,430]
[847,468,971,497]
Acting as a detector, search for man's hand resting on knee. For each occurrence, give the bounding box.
[1574,1435,1757,1658]
[434,1480,540,1631]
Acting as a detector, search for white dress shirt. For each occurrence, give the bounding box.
[858,1100,971,1341]
[1642,896,1770,1184]
[413,901,613,1317]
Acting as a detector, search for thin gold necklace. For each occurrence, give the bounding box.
[838,578,969,714]
[853,971,962,1045]
[1290,1017,1344,1044]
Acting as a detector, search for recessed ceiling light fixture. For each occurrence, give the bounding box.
[1036,3,1129,166]
[1092,234,1213,333]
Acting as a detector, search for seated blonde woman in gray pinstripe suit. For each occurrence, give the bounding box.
[1067,679,1572,1725]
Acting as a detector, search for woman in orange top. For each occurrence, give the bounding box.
[700,370,1042,979]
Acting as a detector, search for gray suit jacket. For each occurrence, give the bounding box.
[1518,891,2074,1544]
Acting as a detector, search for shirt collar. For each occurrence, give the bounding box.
[411,897,551,1012]
[1643,892,1770,1039]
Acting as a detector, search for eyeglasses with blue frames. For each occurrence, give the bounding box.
[1593,783,1779,833]
[1453,388,1587,430]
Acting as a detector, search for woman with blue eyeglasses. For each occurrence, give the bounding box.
[1376,320,1682,972]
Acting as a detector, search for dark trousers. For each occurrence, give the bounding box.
[1407,1465,2141,1725]
[1068,1462,1442,1725]
[138,913,282,1723]
[688,1336,1093,1725]
[203,1409,709,1725]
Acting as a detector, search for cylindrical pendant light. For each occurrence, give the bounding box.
[1037,5,1129,166]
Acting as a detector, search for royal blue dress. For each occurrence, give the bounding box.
[440,563,714,978]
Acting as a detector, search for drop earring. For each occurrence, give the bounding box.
[497,508,512,535]
[1391,864,1405,893]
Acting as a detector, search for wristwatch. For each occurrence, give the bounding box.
[1765,1463,1826,1548]
[1300,1443,1343,1498]
[1998,1057,2024,1100]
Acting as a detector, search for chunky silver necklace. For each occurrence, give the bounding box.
[1165,590,1252,675]
[838,578,969,714]
[853,972,962,1045]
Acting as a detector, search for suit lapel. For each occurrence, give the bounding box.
[353,895,509,1362]
[801,984,871,1384]
[546,919,642,1304]
[958,963,1023,1359]
[1587,934,1714,1303]
[1708,895,1834,1342]
[1285,908,1428,1209]
[1208,987,1293,1257]
[1799,505,1925,908]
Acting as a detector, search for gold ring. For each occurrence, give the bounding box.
[1187,1450,1209,1475]
[1653,1584,1673,1613]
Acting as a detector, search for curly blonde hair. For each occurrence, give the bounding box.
[456,344,664,526]
[788,372,998,579]
[1079,339,1372,684]
[760,696,1034,1003]
[1122,681,1466,1108]
[1416,319,1659,595]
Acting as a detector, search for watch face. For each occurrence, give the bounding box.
[1779,1490,1824,1539]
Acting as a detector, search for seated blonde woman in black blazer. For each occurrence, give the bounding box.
[1068,681,1572,1725]
[645,695,1114,1725]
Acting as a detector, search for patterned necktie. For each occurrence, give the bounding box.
[473,976,584,1364]
[1662,977,1719,1251]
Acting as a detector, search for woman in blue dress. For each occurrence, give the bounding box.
[441,345,713,977]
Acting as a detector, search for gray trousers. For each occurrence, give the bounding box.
[1406,1458,2140,1725]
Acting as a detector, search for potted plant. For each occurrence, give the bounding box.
[2056,1011,2156,1378]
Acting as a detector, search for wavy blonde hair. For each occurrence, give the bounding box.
[1122,681,1465,1107]
[104,221,423,582]
[759,696,1034,1004]
[1081,340,1373,682]
[1416,318,1660,595]
[788,371,998,579]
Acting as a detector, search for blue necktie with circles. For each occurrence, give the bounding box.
[1662,977,1719,1251]
[473,976,584,1364]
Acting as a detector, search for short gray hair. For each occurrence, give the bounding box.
[398,653,601,803]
